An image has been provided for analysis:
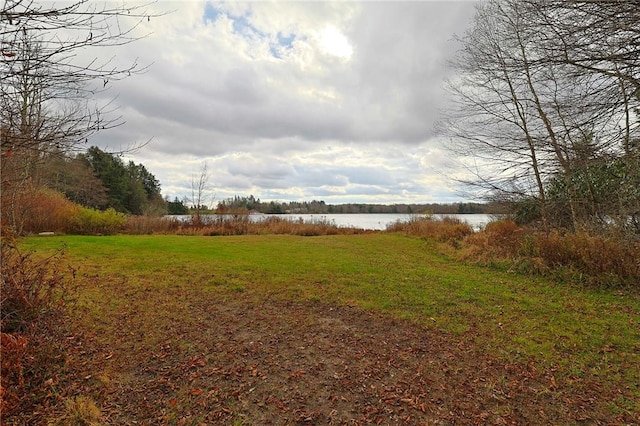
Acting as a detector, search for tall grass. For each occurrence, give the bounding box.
[460,219,524,259]
[520,230,640,286]
[386,215,474,243]
[460,220,640,287]
[163,215,373,236]
[246,216,370,236]
[123,215,182,234]
[387,217,639,288]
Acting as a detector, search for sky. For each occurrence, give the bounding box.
[91,1,478,205]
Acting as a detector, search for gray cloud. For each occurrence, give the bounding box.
[90,1,477,204]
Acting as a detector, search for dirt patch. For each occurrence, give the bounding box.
[7,296,636,425]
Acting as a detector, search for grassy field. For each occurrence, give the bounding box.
[16,233,640,424]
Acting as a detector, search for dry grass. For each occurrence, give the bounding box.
[526,231,640,286]
[458,220,640,287]
[170,215,373,236]
[386,216,639,287]
[123,215,183,234]
[59,396,102,426]
[459,219,524,259]
[386,215,474,243]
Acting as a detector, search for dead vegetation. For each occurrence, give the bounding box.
[0,228,74,419]
[123,214,373,237]
[390,216,640,288]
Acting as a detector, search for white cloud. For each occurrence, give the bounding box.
[317,25,353,59]
[87,1,477,204]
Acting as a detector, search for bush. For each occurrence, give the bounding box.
[533,232,640,286]
[67,207,126,235]
[123,215,182,235]
[1,228,73,416]
[387,216,474,244]
[1,187,79,235]
[0,332,29,414]
[460,221,640,287]
[1,187,127,236]
[461,220,524,259]
[0,236,70,333]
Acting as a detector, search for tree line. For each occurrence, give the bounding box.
[45,146,165,215]
[442,0,639,237]
[214,195,502,215]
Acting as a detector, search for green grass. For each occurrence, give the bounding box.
[20,233,640,407]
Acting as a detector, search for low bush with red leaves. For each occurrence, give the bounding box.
[0,228,73,417]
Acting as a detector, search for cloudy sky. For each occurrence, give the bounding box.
[92,1,477,205]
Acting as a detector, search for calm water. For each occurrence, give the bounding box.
[259,213,495,231]
[177,213,496,231]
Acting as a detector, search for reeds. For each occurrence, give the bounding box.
[176,215,372,236]
[459,220,640,287]
[388,216,639,287]
[123,215,183,234]
[386,215,474,243]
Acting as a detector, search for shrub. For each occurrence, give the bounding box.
[0,236,70,333]
[0,332,29,415]
[2,187,79,235]
[533,232,640,286]
[67,207,126,235]
[387,216,474,243]
[461,219,524,259]
[123,215,182,235]
[460,221,640,287]
[0,187,128,236]
[26,189,80,234]
[0,228,73,417]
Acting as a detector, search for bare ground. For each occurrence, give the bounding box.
[7,295,637,425]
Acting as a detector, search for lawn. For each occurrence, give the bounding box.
[14,233,640,424]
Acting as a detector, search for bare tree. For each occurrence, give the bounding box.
[441,0,640,234]
[440,0,554,228]
[189,162,214,226]
[530,0,640,233]
[1,1,161,154]
[1,0,163,231]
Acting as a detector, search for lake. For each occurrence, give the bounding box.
[260,213,496,231]
[176,213,497,231]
